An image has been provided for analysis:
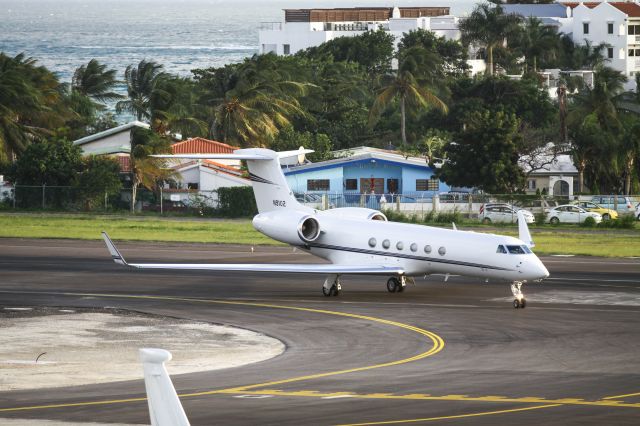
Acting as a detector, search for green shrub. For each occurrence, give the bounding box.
[216,187,257,217]
[598,214,636,229]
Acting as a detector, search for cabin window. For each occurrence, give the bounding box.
[396,241,404,250]
[410,243,418,252]
[506,245,526,254]
[345,179,358,190]
[368,237,377,248]
[382,239,391,249]
[424,245,432,254]
[438,246,446,256]
[497,245,507,254]
[307,179,330,191]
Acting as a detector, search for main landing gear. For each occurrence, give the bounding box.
[323,275,341,297]
[387,276,407,293]
[511,281,527,309]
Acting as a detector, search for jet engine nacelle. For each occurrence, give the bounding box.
[253,210,321,245]
[319,207,387,222]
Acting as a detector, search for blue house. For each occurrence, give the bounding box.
[283,147,450,207]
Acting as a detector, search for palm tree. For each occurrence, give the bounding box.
[459,3,522,76]
[369,46,448,145]
[116,60,166,121]
[568,65,627,132]
[71,59,122,106]
[205,55,313,147]
[0,53,66,158]
[128,127,175,213]
[620,120,640,194]
[516,17,560,72]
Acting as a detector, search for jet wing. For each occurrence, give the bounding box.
[102,232,404,275]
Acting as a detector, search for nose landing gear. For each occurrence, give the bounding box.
[511,281,527,308]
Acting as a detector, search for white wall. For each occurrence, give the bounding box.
[77,130,131,155]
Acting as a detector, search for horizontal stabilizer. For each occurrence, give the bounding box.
[101,232,403,275]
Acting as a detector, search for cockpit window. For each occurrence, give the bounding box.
[496,245,507,254]
[506,245,526,254]
[521,245,532,254]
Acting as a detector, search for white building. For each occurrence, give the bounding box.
[565,1,640,90]
[503,3,574,34]
[258,6,488,73]
[522,153,578,197]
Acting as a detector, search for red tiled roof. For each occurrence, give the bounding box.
[562,2,640,16]
[562,2,600,9]
[610,2,640,17]
[171,138,238,154]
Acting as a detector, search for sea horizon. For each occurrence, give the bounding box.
[1,0,478,85]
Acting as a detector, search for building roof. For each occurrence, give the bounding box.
[502,3,571,18]
[284,7,450,23]
[562,1,640,16]
[284,151,432,176]
[73,121,149,146]
[171,137,238,154]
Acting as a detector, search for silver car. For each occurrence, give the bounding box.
[547,205,602,224]
[479,203,535,224]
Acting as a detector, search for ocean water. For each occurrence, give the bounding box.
[1,0,477,84]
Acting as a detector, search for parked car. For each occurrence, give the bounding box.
[547,205,602,224]
[142,200,189,212]
[590,195,634,214]
[514,198,560,215]
[572,201,618,221]
[479,203,535,224]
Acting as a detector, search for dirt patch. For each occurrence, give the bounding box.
[0,307,284,391]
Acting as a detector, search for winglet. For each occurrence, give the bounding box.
[101,232,128,266]
[517,211,535,248]
[140,348,190,426]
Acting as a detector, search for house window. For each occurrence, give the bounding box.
[345,179,357,190]
[631,49,636,57]
[528,179,536,190]
[283,44,290,55]
[187,183,199,190]
[629,25,640,35]
[416,177,439,191]
[583,22,589,34]
[608,47,614,59]
[387,178,399,193]
[608,22,614,34]
[307,179,330,191]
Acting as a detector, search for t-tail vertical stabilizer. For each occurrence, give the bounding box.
[140,348,190,426]
[152,148,314,213]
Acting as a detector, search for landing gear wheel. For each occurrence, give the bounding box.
[513,299,521,309]
[520,298,526,308]
[323,275,341,297]
[322,286,332,297]
[330,284,341,297]
[387,277,400,293]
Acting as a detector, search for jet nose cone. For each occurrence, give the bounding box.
[537,259,549,279]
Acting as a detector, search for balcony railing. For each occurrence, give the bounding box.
[260,22,282,31]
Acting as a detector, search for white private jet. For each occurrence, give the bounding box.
[102,148,549,308]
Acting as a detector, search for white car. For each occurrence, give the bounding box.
[479,203,535,224]
[636,202,640,221]
[547,205,602,224]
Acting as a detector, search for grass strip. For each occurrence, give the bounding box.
[0,214,637,257]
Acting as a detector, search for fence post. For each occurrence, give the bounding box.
[468,194,473,219]
[104,191,108,211]
[42,184,45,209]
[160,186,163,215]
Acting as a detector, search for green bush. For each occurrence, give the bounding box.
[216,186,258,217]
[581,216,596,228]
[598,214,636,229]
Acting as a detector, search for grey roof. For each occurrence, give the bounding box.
[502,3,570,19]
[73,121,150,146]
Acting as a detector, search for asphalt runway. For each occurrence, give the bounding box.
[0,238,639,425]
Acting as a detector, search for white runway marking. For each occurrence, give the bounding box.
[492,290,640,306]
